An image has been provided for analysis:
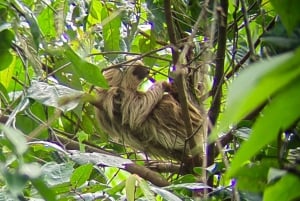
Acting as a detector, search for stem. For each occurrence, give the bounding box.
[207,0,228,186]
[240,0,255,59]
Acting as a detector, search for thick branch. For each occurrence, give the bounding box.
[164,0,202,167]
[55,135,170,187]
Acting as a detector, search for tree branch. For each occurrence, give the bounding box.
[207,0,228,186]
[163,0,179,63]
[55,135,170,187]
[164,0,203,167]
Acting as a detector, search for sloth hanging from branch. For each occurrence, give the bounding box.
[91,59,204,162]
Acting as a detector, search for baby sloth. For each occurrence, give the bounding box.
[93,60,203,161]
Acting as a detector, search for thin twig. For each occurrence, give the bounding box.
[240,0,255,59]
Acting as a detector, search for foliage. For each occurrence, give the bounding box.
[0,0,300,200]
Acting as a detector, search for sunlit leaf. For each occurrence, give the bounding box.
[139,178,156,201]
[87,0,102,26]
[151,186,182,201]
[126,174,137,201]
[102,4,121,59]
[37,4,56,39]
[0,54,15,88]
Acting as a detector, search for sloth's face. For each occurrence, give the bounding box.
[131,65,149,81]
[102,60,149,90]
[121,64,149,90]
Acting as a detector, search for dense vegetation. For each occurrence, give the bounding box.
[0,0,300,200]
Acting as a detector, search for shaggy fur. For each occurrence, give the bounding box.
[93,60,203,160]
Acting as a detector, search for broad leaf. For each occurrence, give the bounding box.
[87,0,102,27]
[31,178,57,201]
[151,186,182,201]
[264,174,300,201]
[126,174,137,201]
[70,163,93,188]
[102,4,121,59]
[0,29,14,71]
[210,49,300,142]
[270,0,300,34]
[0,124,28,156]
[27,80,83,112]
[64,45,108,88]
[165,183,212,190]
[41,162,74,186]
[227,79,300,177]
[139,178,156,201]
[69,151,133,168]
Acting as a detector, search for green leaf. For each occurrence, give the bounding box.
[64,45,108,88]
[126,174,137,201]
[264,174,300,201]
[102,5,121,59]
[41,162,74,186]
[69,151,132,169]
[0,54,15,88]
[0,124,28,156]
[151,186,182,201]
[210,49,300,142]
[27,80,84,112]
[227,79,300,177]
[31,178,57,201]
[3,170,27,197]
[165,183,212,191]
[105,180,125,195]
[270,0,300,34]
[70,163,93,188]
[87,0,102,26]
[139,179,156,201]
[234,159,278,192]
[0,50,13,71]
[37,4,56,39]
[0,29,14,71]
[0,29,14,49]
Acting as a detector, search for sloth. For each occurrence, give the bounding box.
[93,60,203,161]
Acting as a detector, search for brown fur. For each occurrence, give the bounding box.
[93,60,203,160]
